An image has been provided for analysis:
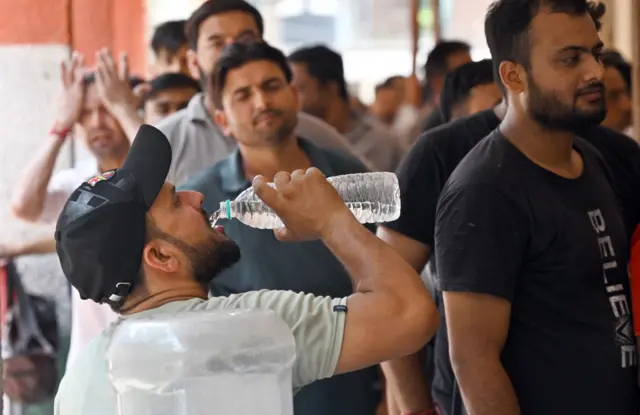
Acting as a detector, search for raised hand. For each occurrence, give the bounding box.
[252,168,354,241]
[95,48,138,115]
[55,52,86,134]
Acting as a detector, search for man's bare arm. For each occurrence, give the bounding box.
[321,213,439,374]
[377,226,435,413]
[253,169,439,375]
[0,237,57,258]
[12,54,85,222]
[444,291,519,415]
[11,136,66,221]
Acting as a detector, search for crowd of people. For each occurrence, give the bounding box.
[2,0,640,414]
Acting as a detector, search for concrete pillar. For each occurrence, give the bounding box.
[0,3,145,410]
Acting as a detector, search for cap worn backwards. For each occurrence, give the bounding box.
[54,125,172,306]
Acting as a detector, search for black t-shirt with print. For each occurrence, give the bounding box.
[435,131,638,414]
[385,109,640,415]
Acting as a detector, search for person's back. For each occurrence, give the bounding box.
[56,292,349,415]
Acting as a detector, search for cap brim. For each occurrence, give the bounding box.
[121,124,172,209]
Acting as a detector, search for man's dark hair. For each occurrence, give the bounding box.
[484,0,606,89]
[186,0,264,50]
[288,45,349,101]
[143,73,202,104]
[424,40,471,80]
[151,20,187,56]
[210,42,292,109]
[82,73,143,89]
[601,49,631,90]
[439,59,495,122]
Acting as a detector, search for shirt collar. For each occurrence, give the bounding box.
[186,92,210,123]
[218,138,334,195]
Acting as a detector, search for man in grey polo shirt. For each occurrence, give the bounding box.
[158,0,361,186]
[288,45,406,172]
[181,41,381,415]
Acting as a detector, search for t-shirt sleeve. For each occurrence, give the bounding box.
[435,182,528,301]
[39,170,78,223]
[384,138,443,246]
[215,290,347,388]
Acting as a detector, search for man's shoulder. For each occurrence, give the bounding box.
[313,143,370,174]
[585,125,640,155]
[156,108,190,136]
[415,110,499,151]
[178,159,227,197]
[444,131,515,192]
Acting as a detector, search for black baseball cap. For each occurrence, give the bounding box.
[55,124,172,305]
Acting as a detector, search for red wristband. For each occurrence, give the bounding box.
[49,124,71,139]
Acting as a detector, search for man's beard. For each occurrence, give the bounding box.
[526,72,606,132]
[161,210,241,287]
[253,108,297,145]
[184,237,241,287]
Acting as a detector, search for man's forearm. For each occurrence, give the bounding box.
[321,213,426,295]
[453,358,520,415]
[112,105,144,142]
[11,136,64,221]
[18,238,57,256]
[382,353,433,412]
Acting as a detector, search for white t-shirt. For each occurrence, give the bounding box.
[40,158,119,369]
[54,290,347,415]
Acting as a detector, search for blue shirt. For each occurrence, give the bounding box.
[181,138,381,415]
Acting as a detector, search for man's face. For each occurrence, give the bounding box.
[152,46,191,77]
[458,82,502,119]
[601,66,631,132]
[76,84,129,159]
[189,11,261,81]
[216,60,298,147]
[148,182,240,286]
[523,10,606,131]
[446,51,473,73]
[144,86,199,125]
[289,62,331,119]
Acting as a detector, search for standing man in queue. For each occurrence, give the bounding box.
[158,0,364,186]
[53,125,438,415]
[435,0,638,414]
[380,2,640,415]
[180,41,383,415]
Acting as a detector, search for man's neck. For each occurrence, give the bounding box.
[120,285,208,315]
[98,153,127,173]
[239,136,312,181]
[500,107,579,176]
[324,99,354,134]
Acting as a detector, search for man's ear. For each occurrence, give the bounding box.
[142,240,180,274]
[289,83,301,111]
[499,60,525,95]
[187,49,201,80]
[214,109,231,136]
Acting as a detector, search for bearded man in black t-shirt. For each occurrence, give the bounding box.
[436,0,638,414]
[380,1,640,415]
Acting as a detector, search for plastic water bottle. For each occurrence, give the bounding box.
[211,172,401,229]
[106,308,296,415]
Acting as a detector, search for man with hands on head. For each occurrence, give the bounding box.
[9,49,141,370]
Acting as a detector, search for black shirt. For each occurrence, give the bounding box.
[435,131,638,415]
[385,109,640,414]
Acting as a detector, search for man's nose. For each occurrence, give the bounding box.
[178,190,204,208]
